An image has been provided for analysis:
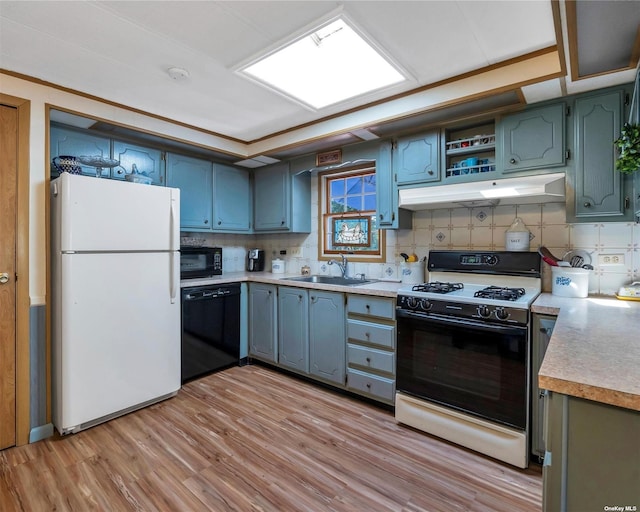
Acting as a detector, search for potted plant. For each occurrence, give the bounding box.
[614,122,640,174]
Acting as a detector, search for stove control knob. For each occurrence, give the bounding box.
[477,305,491,318]
[495,307,510,321]
[418,299,433,311]
[406,297,419,309]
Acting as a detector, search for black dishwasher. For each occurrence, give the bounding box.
[181,283,240,383]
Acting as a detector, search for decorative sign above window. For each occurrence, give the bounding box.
[316,149,342,167]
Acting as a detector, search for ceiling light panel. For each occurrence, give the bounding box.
[239,16,407,110]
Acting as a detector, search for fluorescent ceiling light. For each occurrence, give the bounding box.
[239,17,406,109]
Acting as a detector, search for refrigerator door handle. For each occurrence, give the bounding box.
[170,194,177,251]
[170,251,177,304]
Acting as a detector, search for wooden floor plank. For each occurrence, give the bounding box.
[0,365,542,511]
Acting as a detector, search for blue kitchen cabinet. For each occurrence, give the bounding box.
[570,87,633,221]
[113,140,165,185]
[253,161,311,232]
[278,286,309,373]
[50,125,111,178]
[377,140,411,229]
[248,283,278,363]
[309,290,345,385]
[499,103,566,173]
[166,152,213,231]
[394,131,440,185]
[212,164,251,232]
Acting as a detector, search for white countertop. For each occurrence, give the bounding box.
[181,271,404,297]
[533,293,640,412]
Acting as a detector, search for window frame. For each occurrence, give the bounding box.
[318,165,385,262]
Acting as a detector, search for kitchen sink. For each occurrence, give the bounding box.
[281,275,376,286]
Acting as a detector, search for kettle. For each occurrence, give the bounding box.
[247,249,265,272]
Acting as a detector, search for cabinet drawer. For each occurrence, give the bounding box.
[347,344,395,375]
[347,369,395,402]
[347,319,395,349]
[347,295,394,319]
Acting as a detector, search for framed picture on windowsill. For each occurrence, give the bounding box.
[332,216,370,246]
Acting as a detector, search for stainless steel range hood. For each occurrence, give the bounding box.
[398,172,566,210]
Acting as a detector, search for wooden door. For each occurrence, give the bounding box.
[0,104,17,450]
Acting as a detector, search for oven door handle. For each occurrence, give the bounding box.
[396,309,527,335]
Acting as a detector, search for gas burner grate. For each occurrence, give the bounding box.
[474,286,526,301]
[412,281,464,294]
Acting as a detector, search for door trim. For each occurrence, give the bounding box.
[1,93,31,446]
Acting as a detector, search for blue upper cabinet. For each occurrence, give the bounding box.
[394,131,440,185]
[212,163,251,232]
[50,125,111,178]
[499,103,566,173]
[166,153,213,231]
[571,87,632,221]
[254,161,311,233]
[377,140,411,229]
[113,140,165,185]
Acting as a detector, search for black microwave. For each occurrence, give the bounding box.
[180,246,222,279]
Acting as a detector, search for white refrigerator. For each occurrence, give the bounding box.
[51,173,181,434]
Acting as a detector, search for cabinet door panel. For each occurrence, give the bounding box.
[278,287,309,372]
[501,103,565,172]
[213,164,251,232]
[249,284,277,362]
[309,291,345,385]
[574,91,626,218]
[166,153,213,230]
[113,141,164,185]
[395,131,440,184]
[254,162,290,230]
[50,126,111,178]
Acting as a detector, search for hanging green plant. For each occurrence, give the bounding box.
[614,123,640,174]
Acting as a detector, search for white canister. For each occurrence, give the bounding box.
[271,258,285,274]
[401,261,425,285]
[551,267,589,298]
[505,217,530,252]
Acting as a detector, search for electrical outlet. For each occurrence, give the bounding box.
[290,246,304,258]
[598,253,625,265]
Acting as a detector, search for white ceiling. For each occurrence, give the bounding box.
[1,1,638,157]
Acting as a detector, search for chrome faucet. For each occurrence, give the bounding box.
[328,254,349,278]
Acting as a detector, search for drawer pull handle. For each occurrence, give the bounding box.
[366,357,371,364]
[365,332,370,338]
[366,383,371,389]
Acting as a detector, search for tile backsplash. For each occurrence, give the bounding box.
[184,181,639,296]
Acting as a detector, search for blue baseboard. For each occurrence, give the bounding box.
[29,423,54,443]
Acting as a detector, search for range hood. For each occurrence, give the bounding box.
[398,172,566,210]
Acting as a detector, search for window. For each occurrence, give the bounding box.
[319,166,385,261]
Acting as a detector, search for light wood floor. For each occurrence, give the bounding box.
[0,365,542,511]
